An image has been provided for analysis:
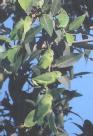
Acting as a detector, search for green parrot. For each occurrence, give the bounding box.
[38,48,54,69]
[32,71,62,86]
[34,93,53,122]
[24,110,36,128]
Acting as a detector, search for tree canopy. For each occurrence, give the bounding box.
[0,0,93,136]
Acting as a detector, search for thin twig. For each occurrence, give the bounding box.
[73,38,93,44]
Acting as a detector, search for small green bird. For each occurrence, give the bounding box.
[34,93,53,122]
[32,71,62,86]
[38,48,54,69]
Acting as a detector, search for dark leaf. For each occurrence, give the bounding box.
[54,53,82,68]
[40,14,53,36]
[51,0,61,16]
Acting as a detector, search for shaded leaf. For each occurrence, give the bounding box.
[32,71,62,86]
[83,120,93,134]
[74,72,92,78]
[6,46,21,63]
[51,0,61,16]
[73,43,93,50]
[69,14,86,31]
[40,14,53,36]
[42,0,51,12]
[10,19,24,40]
[48,112,57,135]
[24,26,42,43]
[54,53,82,68]
[63,90,82,100]
[84,49,91,62]
[0,36,11,43]
[73,122,83,131]
[49,88,65,97]
[22,16,32,41]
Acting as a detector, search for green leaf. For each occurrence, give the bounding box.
[24,110,36,128]
[62,90,82,101]
[0,52,7,63]
[6,46,21,63]
[55,30,63,43]
[49,88,65,97]
[48,112,57,135]
[18,0,33,12]
[10,19,24,40]
[42,0,50,12]
[34,93,53,122]
[18,0,44,13]
[24,26,42,43]
[57,8,69,28]
[65,33,75,45]
[11,52,23,73]
[32,71,62,86]
[74,72,92,78]
[0,36,11,43]
[40,14,53,36]
[69,14,86,31]
[0,46,5,53]
[51,0,61,16]
[54,53,82,68]
[84,49,91,62]
[38,48,54,69]
[22,16,32,41]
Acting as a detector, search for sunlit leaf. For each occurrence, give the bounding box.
[65,33,75,45]
[57,8,69,28]
[0,46,5,53]
[18,0,44,13]
[69,14,86,31]
[40,14,53,36]
[0,73,4,82]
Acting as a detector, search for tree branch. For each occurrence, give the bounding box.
[73,38,93,44]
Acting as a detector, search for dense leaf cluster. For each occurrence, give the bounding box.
[0,0,93,136]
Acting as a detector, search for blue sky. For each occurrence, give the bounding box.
[65,51,93,135]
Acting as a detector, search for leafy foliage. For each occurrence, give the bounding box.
[0,0,93,136]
